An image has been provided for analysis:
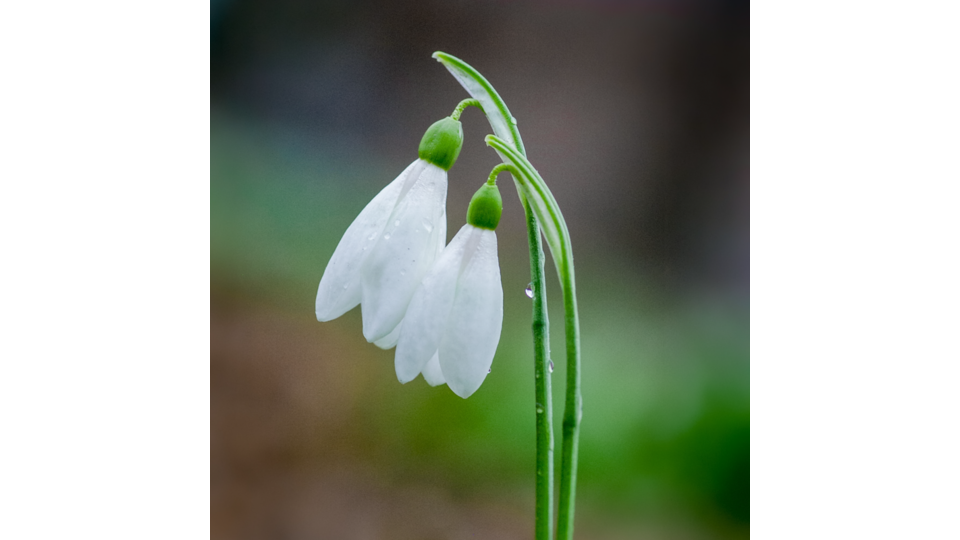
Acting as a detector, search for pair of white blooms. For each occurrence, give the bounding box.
[315,117,504,399]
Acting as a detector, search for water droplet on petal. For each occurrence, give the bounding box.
[422,219,433,233]
[525,283,534,298]
[510,116,518,125]
[367,233,377,241]
[548,360,554,373]
[383,233,391,240]
[394,219,400,227]
[342,284,348,290]
[400,271,405,276]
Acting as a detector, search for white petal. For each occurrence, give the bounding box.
[420,352,446,387]
[434,205,447,264]
[394,225,474,383]
[315,160,422,321]
[373,322,402,350]
[361,162,448,342]
[439,228,503,399]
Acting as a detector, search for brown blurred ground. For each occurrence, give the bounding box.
[212,299,530,540]
[211,298,736,540]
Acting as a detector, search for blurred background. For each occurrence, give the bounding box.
[211,0,748,538]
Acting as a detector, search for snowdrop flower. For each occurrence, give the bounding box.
[395,179,504,398]
[315,117,464,348]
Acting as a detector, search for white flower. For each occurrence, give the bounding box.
[394,222,504,398]
[314,158,448,346]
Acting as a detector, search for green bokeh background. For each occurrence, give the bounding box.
[212,1,748,538]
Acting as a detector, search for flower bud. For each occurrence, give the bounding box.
[418,117,463,171]
[466,183,503,230]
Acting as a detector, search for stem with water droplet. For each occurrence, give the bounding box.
[484,136,582,540]
[489,164,554,538]
[526,194,554,540]
[433,52,558,540]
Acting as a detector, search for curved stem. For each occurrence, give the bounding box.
[434,52,526,153]
[487,163,512,185]
[433,53,558,540]
[451,98,482,121]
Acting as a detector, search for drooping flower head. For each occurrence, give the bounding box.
[395,178,504,398]
[315,117,464,348]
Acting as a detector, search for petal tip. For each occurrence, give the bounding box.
[451,387,475,399]
[447,380,481,399]
[395,365,419,385]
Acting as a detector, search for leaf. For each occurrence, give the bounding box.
[486,135,571,283]
[433,52,526,156]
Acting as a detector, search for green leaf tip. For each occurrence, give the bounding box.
[431,52,525,155]
[432,51,458,64]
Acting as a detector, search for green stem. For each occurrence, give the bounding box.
[457,107,554,540]
[432,52,557,540]
[556,263,581,540]
[484,136,582,540]
[487,163,512,186]
[525,195,554,540]
[450,98,482,121]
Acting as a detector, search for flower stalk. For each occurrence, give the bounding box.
[527,196,555,540]
[433,52,555,540]
[487,139,582,540]
[435,52,582,540]
[451,98,482,121]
